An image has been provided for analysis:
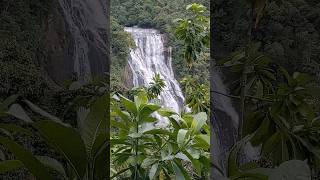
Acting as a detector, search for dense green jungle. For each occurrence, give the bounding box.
[0,0,319,179]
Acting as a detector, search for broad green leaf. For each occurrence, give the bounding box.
[171,115,187,127]
[250,117,270,146]
[143,128,170,135]
[7,104,32,123]
[94,142,109,179]
[172,160,191,180]
[119,95,137,115]
[191,112,207,134]
[36,156,67,178]
[93,135,108,179]
[194,134,210,150]
[181,115,193,127]
[142,116,158,123]
[175,153,189,162]
[186,148,200,159]
[92,132,108,159]
[33,121,88,179]
[23,100,61,122]
[168,116,182,129]
[149,163,159,179]
[134,91,148,108]
[162,154,175,161]
[177,129,188,148]
[128,132,142,138]
[77,94,108,158]
[0,137,53,179]
[114,109,131,122]
[139,104,161,121]
[262,132,281,156]
[142,158,157,168]
[158,108,176,117]
[0,160,24,173]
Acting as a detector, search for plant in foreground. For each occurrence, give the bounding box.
[0,94,108,180]
[111,90,210,179]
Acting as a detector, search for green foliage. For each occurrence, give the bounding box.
[219,43,275,96]
[111,0,209,31]
[221,138,312,180]
[111,17,136,92]
[111,90,210,179]
[0,0,53,99]
[0,94,109,179]
[0,137,54,180]
[129,74,166,102]
[180,76,209,113]
[212,0,320,76]
[147,74,166,99]
[219,43,320,174]
[173,3,210,115]
[175,3,210,67]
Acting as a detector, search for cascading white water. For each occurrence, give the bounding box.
[211,68,259,176]
[124,27,185,125]
[211,68,239,176]
[212,70,239,129]
[57,0,107,83]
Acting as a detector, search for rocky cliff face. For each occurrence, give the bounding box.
[123,64,134,89]
[43,0,108,85]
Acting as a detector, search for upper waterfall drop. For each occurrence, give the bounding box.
[124,27,185,115]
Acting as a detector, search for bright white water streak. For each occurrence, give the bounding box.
[124,27,185,125]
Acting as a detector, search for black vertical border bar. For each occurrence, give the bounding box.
[106,0,111,179]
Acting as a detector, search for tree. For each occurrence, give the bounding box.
[175,3,210,67]
[147,74,166,99]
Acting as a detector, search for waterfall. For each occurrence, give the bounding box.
[211,68,239,176]
[56,0,107,83]
[124,27,185,125]
[211,68,260,176]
